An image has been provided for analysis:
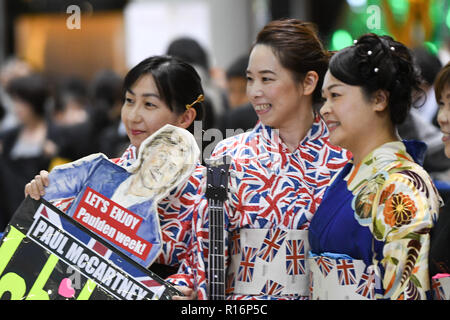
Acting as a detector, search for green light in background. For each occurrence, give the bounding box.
[331,30,353,51]
[447,8,450,29]
[387,0,409,16]
[424,41,438,56]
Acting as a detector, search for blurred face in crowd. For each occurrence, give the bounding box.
[437,84,450,158]
[11,97,38,125]
[121,74,181,151]
[246,44,306,129]
[227,76,248,109]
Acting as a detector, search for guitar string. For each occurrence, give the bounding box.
[209,201,225,299]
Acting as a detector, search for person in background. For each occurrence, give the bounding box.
[24,55,207,299]
[219,54,258,138]
[429,61,450,300]
[0,73,62,230]
[308,33,442,300]
[411,46,443,126]
[181,18,351,300]
[47,75,98,164]
[89,69,129,158]
[52,76,90,127]
[166,37,229,130]
[0,57,32,132]
[225,54,250,109]
[398,47,450,182]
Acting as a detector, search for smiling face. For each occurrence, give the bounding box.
[138,133,188,191]
[246,44,305,129]
[121,74,181,152]
[320,70,384,159]
[437,85,450,158]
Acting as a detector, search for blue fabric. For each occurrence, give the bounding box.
[43,154,161,267]
[403,139,427,166]
[308,251,353,260]
[309,140,427,266]
[434,180,450,192]
[308,162,383,266]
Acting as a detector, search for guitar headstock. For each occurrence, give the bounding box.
[205,156,231,202]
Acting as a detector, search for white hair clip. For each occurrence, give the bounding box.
[374,67,379,73]
[390,46,395,51]
[353,40,358,44]
[368,50,372,55]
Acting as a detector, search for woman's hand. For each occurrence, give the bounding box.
[172,286,197,300]
[24,170,49,200]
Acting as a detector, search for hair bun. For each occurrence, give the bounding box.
[329,33,424,125]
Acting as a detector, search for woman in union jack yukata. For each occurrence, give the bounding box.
[179,19,351,300]
[430,61,450,300]
[24,55,207,299]
[308,33,443,300]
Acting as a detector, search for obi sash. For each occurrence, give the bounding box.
[308,254,381,300]
[227,228,309,297]
[432,275,450,300]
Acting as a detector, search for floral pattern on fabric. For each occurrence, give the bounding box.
[346,141,442,299]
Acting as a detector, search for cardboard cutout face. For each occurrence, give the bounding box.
[128,124,199,199]
[40,124,200,268]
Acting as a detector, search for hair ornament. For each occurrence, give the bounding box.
[353,40,358,44]
[186,94,204,110]
[367,50,372,56]
[374,67,379,73]
[390,46,395,51]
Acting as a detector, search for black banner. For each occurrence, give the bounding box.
[0,197,181,300]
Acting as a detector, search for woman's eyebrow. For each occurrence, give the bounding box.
[322,83,344,93]
[126,89,160,99]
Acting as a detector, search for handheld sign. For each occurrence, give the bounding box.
[205,156,231,300]
[42,124,200,268]
[0,197,182,300]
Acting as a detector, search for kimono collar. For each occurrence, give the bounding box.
[346,140,427,191]
[255,114,327,153]
[115,144,137,168]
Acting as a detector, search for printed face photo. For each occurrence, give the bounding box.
[138,133,189,191]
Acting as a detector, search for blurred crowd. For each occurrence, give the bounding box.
[0,36,449,231]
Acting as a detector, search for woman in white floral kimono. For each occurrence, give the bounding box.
[308,33,442,300]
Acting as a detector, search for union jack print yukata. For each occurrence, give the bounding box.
[179,116,351,300]
[45,144,205,285]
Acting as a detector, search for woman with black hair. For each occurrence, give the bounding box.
[308,34,442,300]
[183,19,351,300]
[0,73,61,229]
[24,55,206,299]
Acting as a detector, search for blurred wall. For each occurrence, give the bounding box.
[15,12,127,80]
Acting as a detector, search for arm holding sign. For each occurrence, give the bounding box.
[25,154,107,211]
[25,170,49,200]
